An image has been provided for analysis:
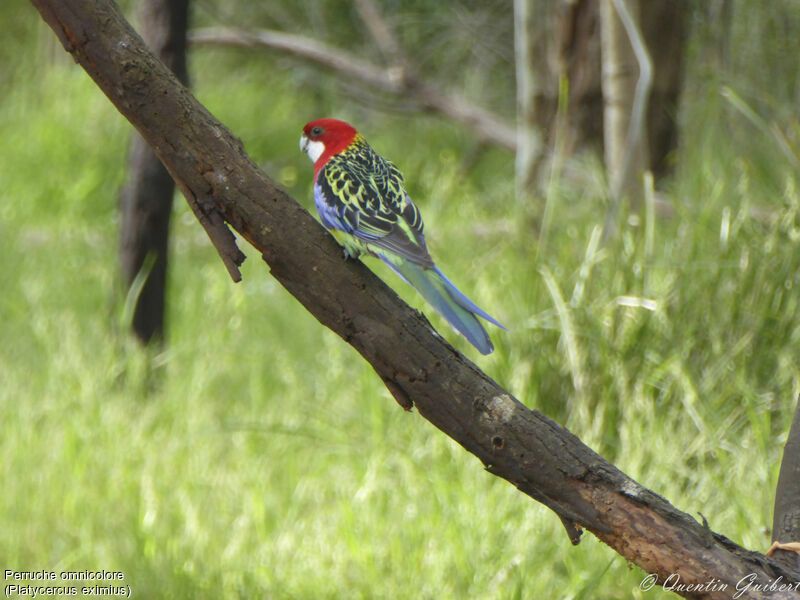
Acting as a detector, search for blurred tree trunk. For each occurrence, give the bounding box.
[515,0,604,200]
[600,0,648,210]
[119,0,189,344]
[706,0,734,70]
[641,0,689,178]
[514,0,544,201]
[543,0,603,156]
[536,0,686,181]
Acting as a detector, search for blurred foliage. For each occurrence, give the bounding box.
[1,0,799,598]
[192,0,516,116]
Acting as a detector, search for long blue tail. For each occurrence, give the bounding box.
[380,258,504,355]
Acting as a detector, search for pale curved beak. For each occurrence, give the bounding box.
[299,133,309,154]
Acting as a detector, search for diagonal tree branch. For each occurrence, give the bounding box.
[188,25,518,152]
[31,1,800,597]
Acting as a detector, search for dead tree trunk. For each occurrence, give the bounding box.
[118,0,189,343]
[31,1,800,597]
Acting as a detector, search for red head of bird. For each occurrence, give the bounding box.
[299,118,359,176]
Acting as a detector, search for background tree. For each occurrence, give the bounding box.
[513,0,543,202]
[600,0,649,216]
[118,0,189,343]
[641,0,688,179]
[525,0,688,185]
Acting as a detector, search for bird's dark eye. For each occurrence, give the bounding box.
[311,126,323,136]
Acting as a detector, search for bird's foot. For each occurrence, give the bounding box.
[341,247,363,261]
[766,541,800,556]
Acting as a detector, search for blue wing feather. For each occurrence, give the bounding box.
[379,257,502,355]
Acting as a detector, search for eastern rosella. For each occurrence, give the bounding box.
[299,118,503,354]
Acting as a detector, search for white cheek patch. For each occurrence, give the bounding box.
[305,139,325,164]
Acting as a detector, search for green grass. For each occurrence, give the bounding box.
[2,15,799,599]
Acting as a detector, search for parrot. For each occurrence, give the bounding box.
[299,118,504,354]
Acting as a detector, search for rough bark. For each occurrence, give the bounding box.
[773,396,800,572]
[30,1,800,597]
[118,0,189,343]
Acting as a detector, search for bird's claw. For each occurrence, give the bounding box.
[766,541,800,556]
